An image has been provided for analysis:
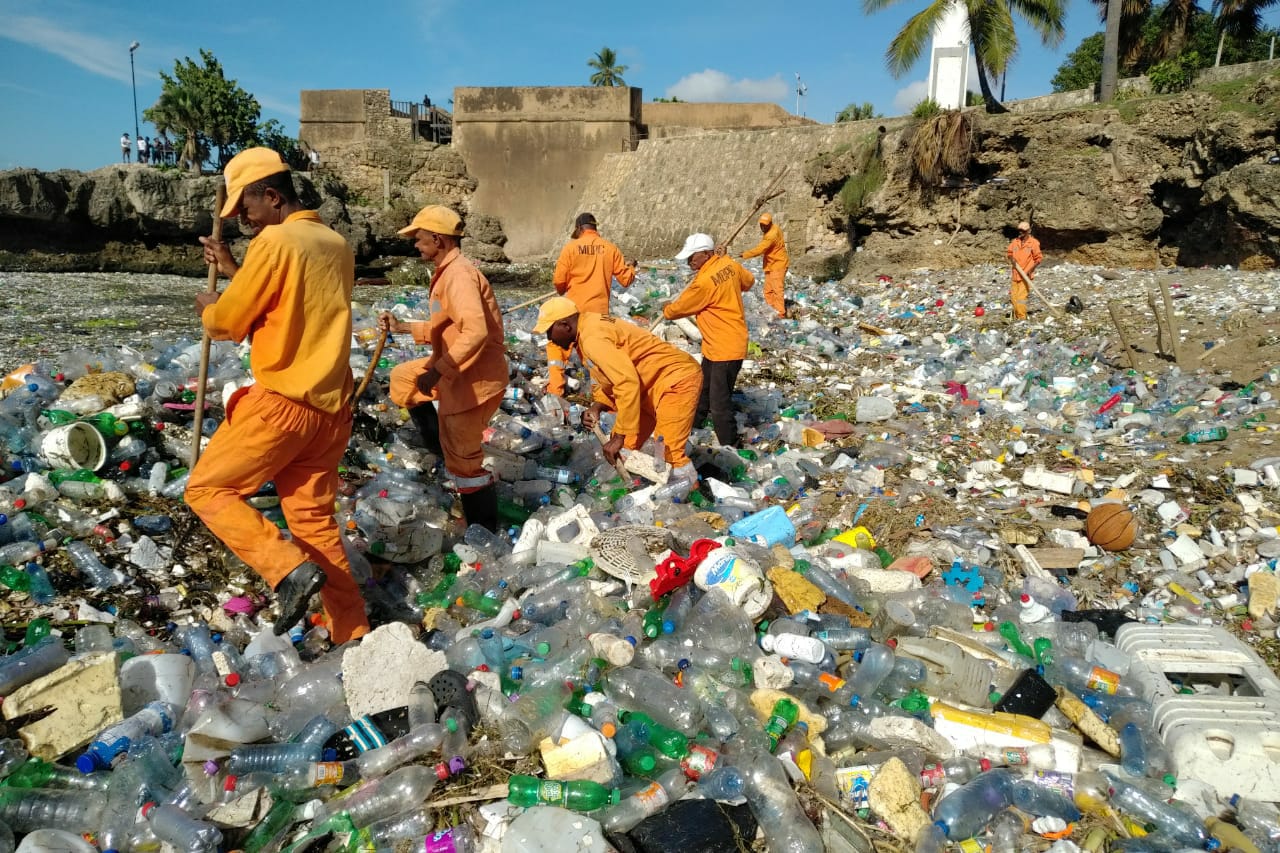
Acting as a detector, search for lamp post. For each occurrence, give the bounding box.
[129,41,140,142]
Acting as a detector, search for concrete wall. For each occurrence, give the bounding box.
[1006,57,1280,113]
[640,102,814,138]
[452,86,641,259]
[299,89,413,151]
[575,117,907,262]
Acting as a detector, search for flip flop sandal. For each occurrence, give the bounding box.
[428,669,479,734]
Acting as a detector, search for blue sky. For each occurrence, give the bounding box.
[1,0,1273,172]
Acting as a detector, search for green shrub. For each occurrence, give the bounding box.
[1148,52,1198,94]
[838,152,885,216]
[911,98,942,119]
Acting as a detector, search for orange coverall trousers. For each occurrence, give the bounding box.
[619,369,702,469]
[389,358,502,493]
[185,386,370,644]
[1011,274,1030,320]
[764,268,787,318]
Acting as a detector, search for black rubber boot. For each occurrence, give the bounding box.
[459,484,499,533]
[408,402,442,456]
[273,561,327,635]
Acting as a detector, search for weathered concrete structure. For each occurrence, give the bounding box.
[299,90,411,148]
[640,102,815,138]
[451,86,641,259]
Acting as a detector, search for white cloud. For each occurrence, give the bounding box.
[253,91,301,120]
[1,14,133,84]
[893,80,930,113]
[666,70,790,103]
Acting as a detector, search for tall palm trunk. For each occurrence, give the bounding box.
[976,61,1009,112]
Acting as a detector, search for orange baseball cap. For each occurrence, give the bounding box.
[532,296,580,333]
[221,148,289,218]
[399,205,464,237]
[759,213,773,225]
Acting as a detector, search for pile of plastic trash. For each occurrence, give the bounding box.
[0,260,1279,853]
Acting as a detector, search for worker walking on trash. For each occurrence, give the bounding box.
[545,212,637,399]
[188,147,370,644]
[381,205,508,533]
[1006,220,1043,321]
[741,212,789,320]
[664,233,754,448]
[533,297,701,482]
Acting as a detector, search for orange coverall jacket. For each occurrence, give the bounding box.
[1007,234,1043,282]
[576,313,701,466]
[742,223,790,273]
[187,210,368,643]
[662,254,755,362]
[395,248,508,415]
[553,228,636,315]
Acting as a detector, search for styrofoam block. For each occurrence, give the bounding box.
[545,504,599,547]
[1022,466,1076,494]
[1167,534,1207,566]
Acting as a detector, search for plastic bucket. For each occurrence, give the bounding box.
[39,422,106,471]
[119,653,196,713]
[16,830,98,853]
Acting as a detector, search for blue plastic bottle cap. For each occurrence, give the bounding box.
[76,752,101,774]
[322,748,337,762]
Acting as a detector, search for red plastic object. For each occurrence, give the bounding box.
[649,538,721,600]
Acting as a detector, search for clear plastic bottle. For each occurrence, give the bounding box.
[1108,703,1173,780]
[64,540,127,589]
[989,808,1026,853]
[699,765,745,800]
[407,681,438,729]
[1009,779,1082,822]
[1043,655,1138,698]
[758,631,826,664]
[497,682,573,754]
[737,749,823,853]
[316,765,439,827]
[1104,771,1208,848]
[845,643,895,701]
[77,701,178,772]
[357,723,448,778]
[419,824,478,853]
[812,624,873,651]
[142,802,223,853]
[0,740,29,779]
[600,767,690,833]
[1229,795,1280,848]
[931,768,1016,838]
[0,788,107,834]
[0,636,70,696]
[225,741,323,776]
[602,667,703,736]
[6,757,110,791]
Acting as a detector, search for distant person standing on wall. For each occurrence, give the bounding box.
[1006,220,1042,321]
[308,148,320,172]
[544,212,637,400]
[136,135,147,165]
[121,133,131,163]
[741,213,789,320]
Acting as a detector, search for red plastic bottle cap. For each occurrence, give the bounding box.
[979,758,992,772]
[975,306,986,317]
[224,775,238,791]
[120,461,132,472]
[13,499,25,510]
[434,762,450,780]
[983,621,995,631]
[154,422,165,431]
[224,673,241,687]
[935,298,945,307]
[379,490,389,498]
[476,664,489,672]
[141,802,156,818]
[308,613,324,626]
[54,373,65,381]
[885,637,898,649]
[1020,594,1031,604]
[511,609,521,620]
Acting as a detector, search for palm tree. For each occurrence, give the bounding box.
[588,47,628,87]
[145,88,208,173]
[1213,0,1279,63]
[864,0,1066,112]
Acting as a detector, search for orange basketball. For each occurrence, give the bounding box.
[1085,503,1137,551]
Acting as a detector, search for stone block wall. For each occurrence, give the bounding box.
[575,117,901,262]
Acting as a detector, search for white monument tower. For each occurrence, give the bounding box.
[926,0,971,109]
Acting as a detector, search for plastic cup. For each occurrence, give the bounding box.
[39,422,106,471]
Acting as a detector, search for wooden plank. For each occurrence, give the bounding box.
[1025,547,1085,570]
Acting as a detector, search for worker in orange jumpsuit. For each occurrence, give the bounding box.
[545,212,637,399]
[188,147,370,644]
[741,212,789,320]
[533,297,701,482]
[381,206,508,532]
[664,232,755,448]
[1006,220,1043,321]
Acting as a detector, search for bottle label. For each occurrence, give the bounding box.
[680,744,718,780]
[632,781,671,815]
[311,762,346,787]
[817,672,846,693]
[836,765,874,809]
[998,747,1031,766]
[422,829,461,853]
[957,838,986,853]
[920,763,946,788]
[1029,770,1074,800]
[345,716,389,753]
[538,779,565,805]
[1085,666,1120,695]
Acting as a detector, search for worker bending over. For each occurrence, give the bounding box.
[533,297,701,482]
[741,212,789,320]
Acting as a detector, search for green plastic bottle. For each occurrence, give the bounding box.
[1179,426,1228,444]
[48,469,100,486]
[0,565,31,592]
[763,698,799,752]
[81,413,129,437]
[642,599,668,639]
[618,710,689,759]
[38,409,78,426]
[454,588,502,617]
[416,574,459,609]
[507,775,620,811]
